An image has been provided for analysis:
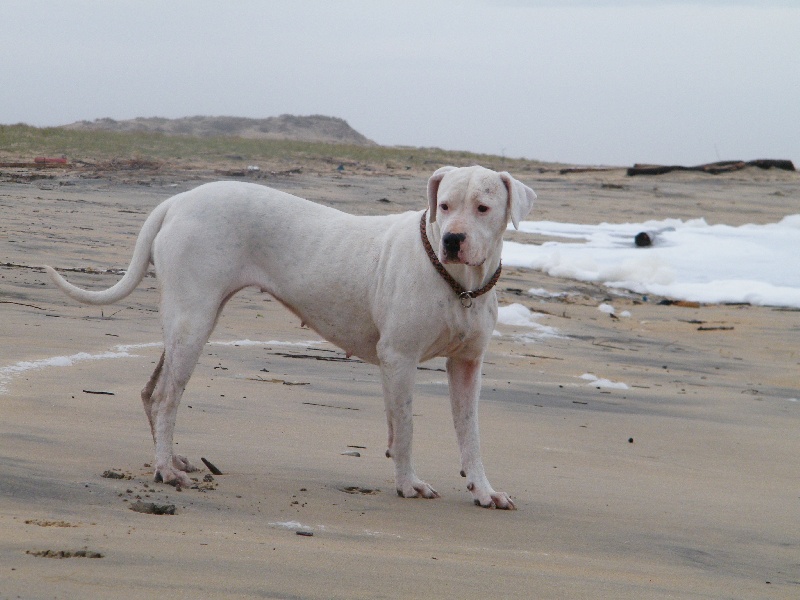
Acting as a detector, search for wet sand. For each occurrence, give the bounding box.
[1,163,798,598]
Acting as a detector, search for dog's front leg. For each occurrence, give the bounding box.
[379,349,439,500]
[447,356,514,509]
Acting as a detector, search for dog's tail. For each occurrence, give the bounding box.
[44,198,173,306]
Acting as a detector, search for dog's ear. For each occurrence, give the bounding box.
[499,172,536,230]
[427,166,458,223]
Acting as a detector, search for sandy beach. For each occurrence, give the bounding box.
[1,162,798,598]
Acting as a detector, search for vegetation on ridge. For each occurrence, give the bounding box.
[0,123,553,173]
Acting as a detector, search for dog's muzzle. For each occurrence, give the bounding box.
[442,232,466,262]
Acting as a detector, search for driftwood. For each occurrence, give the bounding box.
[200,457,223,475]
[558,166,619,175]
[0,161,70,168]
[627,159,795,176]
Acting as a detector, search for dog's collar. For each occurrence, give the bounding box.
[420,210,502,308]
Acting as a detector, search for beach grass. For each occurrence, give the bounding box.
[0,123,551,172]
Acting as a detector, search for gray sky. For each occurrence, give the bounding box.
[1,0,798,166]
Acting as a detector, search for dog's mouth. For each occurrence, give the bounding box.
[440,253,486,268]
[441,252,461,264]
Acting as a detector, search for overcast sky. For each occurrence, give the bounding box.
[1,0,797,166]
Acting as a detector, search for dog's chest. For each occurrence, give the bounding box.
[427,302,494,359]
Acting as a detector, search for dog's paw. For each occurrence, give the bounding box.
[172,454,198,473]
[467,482,515,509]
[153,464,193,488]
[396,478,440,500]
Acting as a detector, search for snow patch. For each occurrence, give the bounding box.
[579,373,629,390]
[504,215,800,308]
[496,303,561,338]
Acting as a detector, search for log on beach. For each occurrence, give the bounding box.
[627,159,795,176]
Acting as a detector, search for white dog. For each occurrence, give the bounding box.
[46,165,535,509]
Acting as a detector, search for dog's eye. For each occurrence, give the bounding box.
[477,205,489,213]
[439,203,449,212]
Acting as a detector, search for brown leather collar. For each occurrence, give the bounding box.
[420,211,502,308]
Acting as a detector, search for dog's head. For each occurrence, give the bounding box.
[427,165,536,266]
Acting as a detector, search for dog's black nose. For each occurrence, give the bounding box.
[442,232,466,258]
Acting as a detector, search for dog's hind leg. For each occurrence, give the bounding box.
[149,298,220,486]
[141,351,165,442]
[142,350,196,475]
